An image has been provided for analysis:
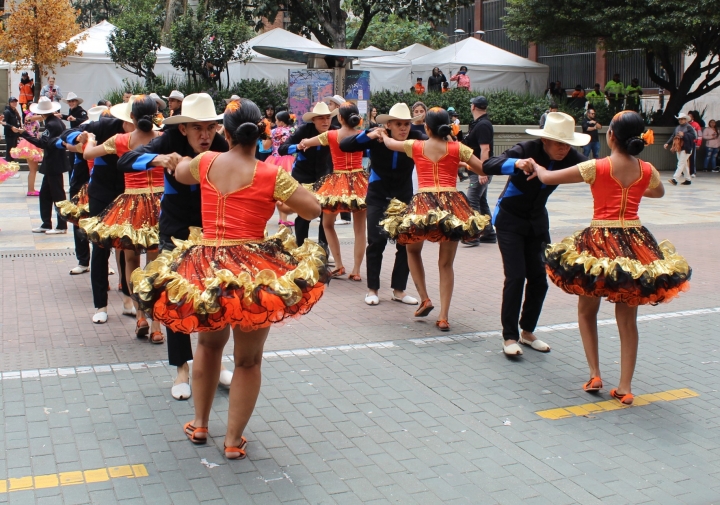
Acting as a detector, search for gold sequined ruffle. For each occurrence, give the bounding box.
[56,199,89,222]
[80,217,160,251]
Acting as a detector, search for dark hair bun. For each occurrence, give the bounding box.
[624,137,645,156]
[348,114,361,128]
[437,124,452,137]
[233,122,260,146]
[137,115,154,132]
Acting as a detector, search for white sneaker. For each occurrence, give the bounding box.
[691,174,696,178]
[171,382,191,400]
[32,227,50,233]
[218,369,233,387]
[45,229,68,235]
[92,310,108,324]
[365,293,380,305]
[69,265,89,275]
[9,173,20,179]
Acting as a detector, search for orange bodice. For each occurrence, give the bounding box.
[321,130,363,172]
[114,134,165,190]
[407,140,471,191]
[588,158,656,225]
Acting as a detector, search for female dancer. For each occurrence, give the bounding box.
[131,98,327,459]
[299,102,369,280]
[81,96,165,343]
[11,107,43,195]
[535,111,692,404]
[379,108,490,330]
[266,110,297,226]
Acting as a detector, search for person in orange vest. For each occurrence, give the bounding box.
[18,72,34,111]
[414,78,426,95]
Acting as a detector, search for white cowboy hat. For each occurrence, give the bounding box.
[323,95,345,107]
[376,103,420,124]
[675,113,690,121]
[224,94,241,104]
[29,97,61,114]
[162,90,185,101]
[302,102,338,122]
[525,112,590,147]
[81,105,109,125]
[63,92,84,105]
[149,93,166,111]
[109,95,160,129]
[163,93,223,125]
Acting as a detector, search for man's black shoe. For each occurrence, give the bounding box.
[478,236,497,244]
[681,180,692,185]
[461,239,480,247]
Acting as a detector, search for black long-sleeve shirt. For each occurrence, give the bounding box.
[61,105,88,129]
[483,139,587,236]
[3,105,21,136]
[279,123,333,184]
[427,73,447,93]
[21,115,68,175]
[117,128,229,240]
[340,129,426,205]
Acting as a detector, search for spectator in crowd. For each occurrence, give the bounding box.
[582,107,602,159]
[551,81,565,100]
[462,95,497,245]
[367,105,379,129]
[61,92,88,128]
[122,91,132,103]
[18,72,34,111]
[414,78,426,95]
[40,76,63,102]
[665,113,697,186]
[427,67,447,93]
[96,98,112,108]
[702,119,719,172]
[3,97,22,162]
[448,108,463,142]
[545,82,556,100]
[441,82,450,93]
[410,102,427,134]
[586,83,605,107]
[687,110,704,177]
[604,73,625,114]
[264,104,276,128]
[539,103,558,129]
[625,78,643,112]
[571,84,585,99]
[324,94,345,129]
[450,66,471,90]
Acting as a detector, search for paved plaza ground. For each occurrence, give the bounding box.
[0,171,719,504]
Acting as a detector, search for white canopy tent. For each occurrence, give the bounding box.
[8,21,182,109]
[683,53,720,123]
[411,37,549,95]
[353,47,414,92]
[228,28,328,83]
[397,44,434,60]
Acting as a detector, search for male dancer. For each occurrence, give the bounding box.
[483,112,589,356]
[117,93,228,400]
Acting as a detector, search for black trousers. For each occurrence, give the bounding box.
[159,235,194,367]
[69,165,90,267]
[89,196,130,307]
[366,201,409,291]
[295,214,327,247]
[496,228,549,340]
[39,173,67,229]
[4,134,18,162]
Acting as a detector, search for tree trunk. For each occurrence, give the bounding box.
[349,6,375,49]
[163,0,174,36]
[33,64,42,102]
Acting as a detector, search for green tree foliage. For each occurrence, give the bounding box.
[72,0,123,28]
[503,0,720,125]
[346,14,447,51]
[170,5,253,89]
[249,0,471,49]
[106,0,164,87]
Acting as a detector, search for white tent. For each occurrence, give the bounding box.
[353,47,414,93]
[683,53,720,123]
[9,21,182,108]
[228,28,328,83]
[411,37,549,95]
[397,44,434,61]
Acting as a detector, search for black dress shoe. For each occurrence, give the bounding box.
[461,239,480,246]
[479,236,497,244]
[681,180,692,185]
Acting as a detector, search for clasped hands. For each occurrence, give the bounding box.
[154,153,190,174]
[515,158,544,180]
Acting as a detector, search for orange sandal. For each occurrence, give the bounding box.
[348,274,361,281]
[150,331,165,345]
[610,388,634,405]
[184,422,208,444]
[330,267,346,278]
[583,377,603,392]
[414,299,434,318]
[224,437,248,460]
[135,318,149,339]
[436,319,450,331]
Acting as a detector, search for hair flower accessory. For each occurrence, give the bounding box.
[225,100,241,113]
[153,113,164,127]
[640,129,654,146]
[289,113,296,121]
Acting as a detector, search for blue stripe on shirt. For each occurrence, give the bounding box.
[369,169,380,183]
[356,131,371,144]
[491,181,524,225]
[287,145,298,155]
[133,153,157,171]
[501,158,518,175]
[391,152,398,169]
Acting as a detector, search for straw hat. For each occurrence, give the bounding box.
[81,105,108,125]
[29,97,61,114]
[376,103,420,123]
[302,102,338,122]
[323,95,345,107]
[525,112,590,147]
[149,93,166,110]
[675,113,690,121]
[109,95,137,124]
[162,90,184,101]
[224,94,241,104]
[163,93,223,125]
[63,92,84,105]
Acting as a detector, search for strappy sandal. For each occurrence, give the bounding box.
[135,318,149,339]
[150,331,165,345]
[224,437,248,460]
[330,266,346,278]
[184,422,208,444]
[610,388,634,405]
[414,299,434,318]
[436,319,450,331]
[348,274,361,281]
[583,377,603,392]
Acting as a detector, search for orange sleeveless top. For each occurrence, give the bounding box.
[104,133,165,191]
[404,139,473,192]
[193,152,299,244]
[318,130,363,172]
[578,157,661,227]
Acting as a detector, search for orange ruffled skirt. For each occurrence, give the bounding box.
[55,183,89,225]
[544,226,691,306]
[266,154,295,173]
[79,191,162,252]
[10,139,43,162]
[380,191,490,245]
[130,227,329,333]
[313,169,368,213]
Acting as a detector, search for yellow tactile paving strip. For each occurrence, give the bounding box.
[0,464,149,493]
[536,388,699,420]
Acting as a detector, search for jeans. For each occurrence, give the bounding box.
[583,141,600,159]
[704,147,719,170]
[466,173,496,239]
[673,151,691,181]
[689,146,697,175]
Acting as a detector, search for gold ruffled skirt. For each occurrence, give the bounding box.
[544,226,691,305]
[380,191,490,245]
[55,183,89,225]
[313,170,368,213]
[79,191,161,252]
[130,227,329,333]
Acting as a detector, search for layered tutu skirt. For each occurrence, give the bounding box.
[79,190,162,252]
[380,190,490,245]
[55,183,89,225]
[0,160,20,184]
[313,169,369,213]
[10,139,43,161]
[266,154,295,173]
[130,227,329,333]
[544,226,691,306]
